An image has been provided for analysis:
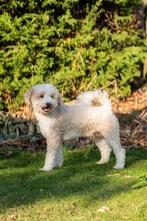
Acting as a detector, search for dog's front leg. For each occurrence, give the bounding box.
[40,138,61,172]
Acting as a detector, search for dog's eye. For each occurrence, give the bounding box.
[50,94,54,98]
[39,94,44,98]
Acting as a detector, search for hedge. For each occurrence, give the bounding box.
[0,0,146,111]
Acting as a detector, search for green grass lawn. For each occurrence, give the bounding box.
[0,147,147,221]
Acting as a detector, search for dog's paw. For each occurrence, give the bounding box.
[96,160,108,165]
[113,164,124,169]
[39,167,53,172]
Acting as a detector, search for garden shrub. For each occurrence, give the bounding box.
[0,0,146,110]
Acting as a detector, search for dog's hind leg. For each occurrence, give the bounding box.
[95,138,111,165]
[108,139,126,169]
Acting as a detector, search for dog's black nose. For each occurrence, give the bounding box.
[46,102,52,108]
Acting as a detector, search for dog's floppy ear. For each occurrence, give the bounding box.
[57,94,63,106]
[24,87,34,107]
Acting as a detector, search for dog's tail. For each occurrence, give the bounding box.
[77,89,112,112]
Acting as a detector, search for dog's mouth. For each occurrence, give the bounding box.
[42,107,51,113]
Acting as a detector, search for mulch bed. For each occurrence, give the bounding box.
[113,89,147,148]
[0,88,146,156]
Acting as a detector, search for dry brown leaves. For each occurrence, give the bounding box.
[112,89,147,148]
[0,88,146,152]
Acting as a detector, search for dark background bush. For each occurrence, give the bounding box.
[0,0,146,111]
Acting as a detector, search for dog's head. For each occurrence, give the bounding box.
[24,84,62,115]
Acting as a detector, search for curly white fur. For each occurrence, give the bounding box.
[24,84,125,171]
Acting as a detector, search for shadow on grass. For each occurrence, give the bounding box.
[0,147,146,213]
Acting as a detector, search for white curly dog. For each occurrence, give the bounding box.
[25,84,125,171]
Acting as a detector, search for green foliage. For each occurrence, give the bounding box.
[0,0,146,110]
[132,175,147,189]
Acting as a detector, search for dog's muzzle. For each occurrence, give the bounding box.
[42,102,52,113]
